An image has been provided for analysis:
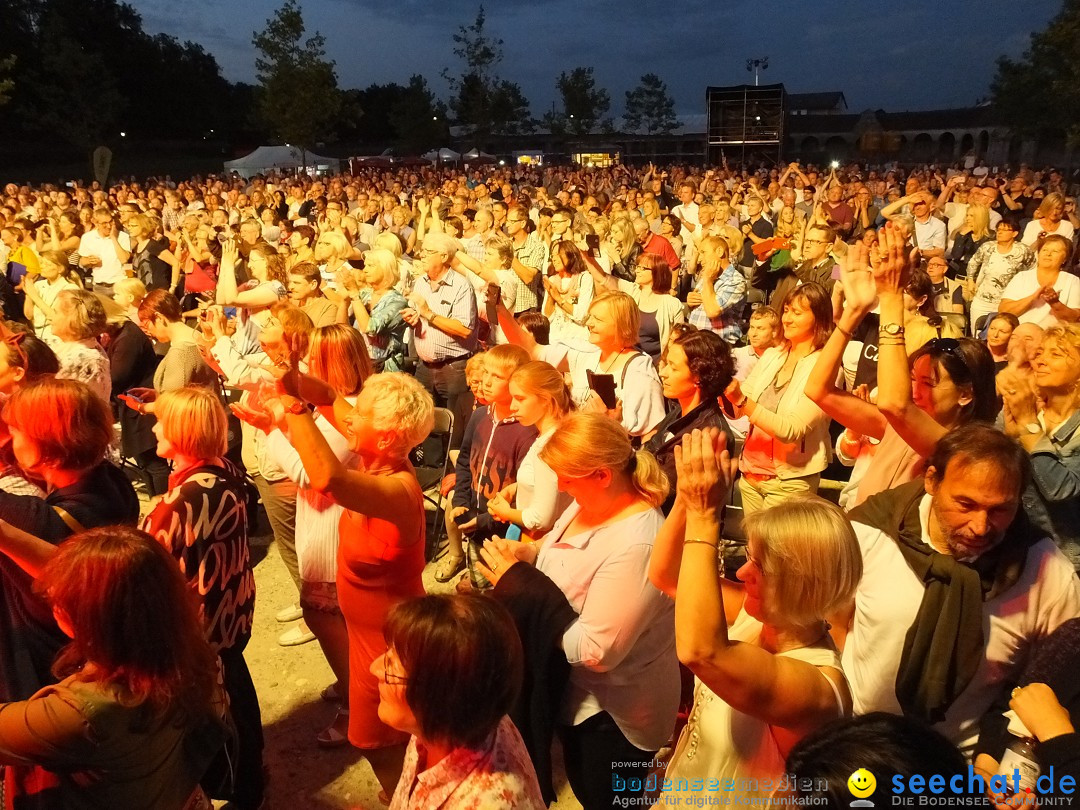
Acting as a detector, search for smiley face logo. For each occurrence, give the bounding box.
[848,769,877,799]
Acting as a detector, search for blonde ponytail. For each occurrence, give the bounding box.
[630,448,669,509]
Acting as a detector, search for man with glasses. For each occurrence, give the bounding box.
[403,233,478,447]
[546,207,574,247]
[882,191,945,259]
[504,204,544,313]
[78,207,131,296]
[925,256,966,333]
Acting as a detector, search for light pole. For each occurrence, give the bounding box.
[745,57,769,86]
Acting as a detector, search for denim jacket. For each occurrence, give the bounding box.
[1024,409,1080,570]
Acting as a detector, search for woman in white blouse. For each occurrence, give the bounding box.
[1000,235,1080,328]
[1021,193,1076,247]
[486,360,573,541]
[650,428,861,806]
[478,413,679,810]
[498,290,666,439]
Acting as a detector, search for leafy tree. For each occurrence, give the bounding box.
[544,67,611,136]
[388,75,449,153]
[442,6,532,138]
[623,73,679,135]
[252,0,342,154]
[992,0,1080,145]
[0,56,14,108]
[0,0,248,143]
[28,15,123,149]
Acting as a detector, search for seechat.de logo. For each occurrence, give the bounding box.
[848,768,877,807]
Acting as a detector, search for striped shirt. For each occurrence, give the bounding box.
[411,268,479,362]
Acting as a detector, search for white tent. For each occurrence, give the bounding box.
[422,147,461,163]
[224,145,341,179]
[462,148,497,164]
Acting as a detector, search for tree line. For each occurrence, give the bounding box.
[0,0,1075,158]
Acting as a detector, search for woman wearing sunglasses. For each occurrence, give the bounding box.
[805,226,998,507]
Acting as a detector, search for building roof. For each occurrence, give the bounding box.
[786,106,1003,136]
[787,91,847,111]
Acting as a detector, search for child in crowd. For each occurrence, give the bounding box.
[437,344,537,586]
[113,277,148,326]
[727,306,782,446]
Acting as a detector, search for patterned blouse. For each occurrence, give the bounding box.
[389,716,545,810]
[54,338,111,406]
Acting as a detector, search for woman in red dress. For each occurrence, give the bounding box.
[272,371,434,800]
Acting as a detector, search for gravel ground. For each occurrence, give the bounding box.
[242,527,584,810]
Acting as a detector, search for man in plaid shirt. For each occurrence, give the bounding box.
[687,238,747,344]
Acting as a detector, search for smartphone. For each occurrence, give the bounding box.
[125,390,146,404]
[585,234,600,253]
[586,370,618,410]
[454,509,478,526]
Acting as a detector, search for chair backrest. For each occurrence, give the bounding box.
[411,407,454,471]
[430,407,454,438]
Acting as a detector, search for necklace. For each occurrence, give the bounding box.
[599,350,625,374]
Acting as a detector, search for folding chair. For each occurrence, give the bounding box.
[412,407,455,561]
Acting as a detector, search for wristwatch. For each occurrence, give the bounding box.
[281,396,308,415]
[879,323,905,338]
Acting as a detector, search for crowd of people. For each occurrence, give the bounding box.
[0,157,1076,809]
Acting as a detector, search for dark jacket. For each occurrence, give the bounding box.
[0,462,139,702]
[491,562,577,804]
[645,400,733,515]
[452,406,537,541]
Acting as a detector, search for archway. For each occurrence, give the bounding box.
[938,132,956,162]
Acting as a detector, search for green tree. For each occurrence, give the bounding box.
[0,56,14,107]
[623,73,678,135]
[252,0,342,155]
[992,0,1080,145]
[388,75,450,153]
[29,15,123,149]
[442,6,532,138]
[544,67,611,136]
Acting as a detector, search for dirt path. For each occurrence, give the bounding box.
[246,537,583,809]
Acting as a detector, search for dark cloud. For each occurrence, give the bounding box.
[127,0,1057,117]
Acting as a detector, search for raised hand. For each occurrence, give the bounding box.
[871,222,909,294]
[674,428,737,518]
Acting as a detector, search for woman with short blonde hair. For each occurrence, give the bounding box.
[498,288,665,437]
[50,289,111,406]
[142,386,264,806]
[999,323,1080,567]
[262,370,433,797]
[478,412,679,808]
[1022,191,1076,246]
[154,386,229,460]
[338,249,408,372]
[650,430,860,806]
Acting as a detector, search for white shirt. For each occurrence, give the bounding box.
[912,216,946,252]
[78,229,130,285]
[1001,268,1080,328]
[537,504,680,750]
[671,201,700,230]
[844,495,1080,754]
[1021,218,1076,247]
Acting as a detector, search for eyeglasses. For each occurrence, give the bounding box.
[380,651,409,686]
[2,331,27,370]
